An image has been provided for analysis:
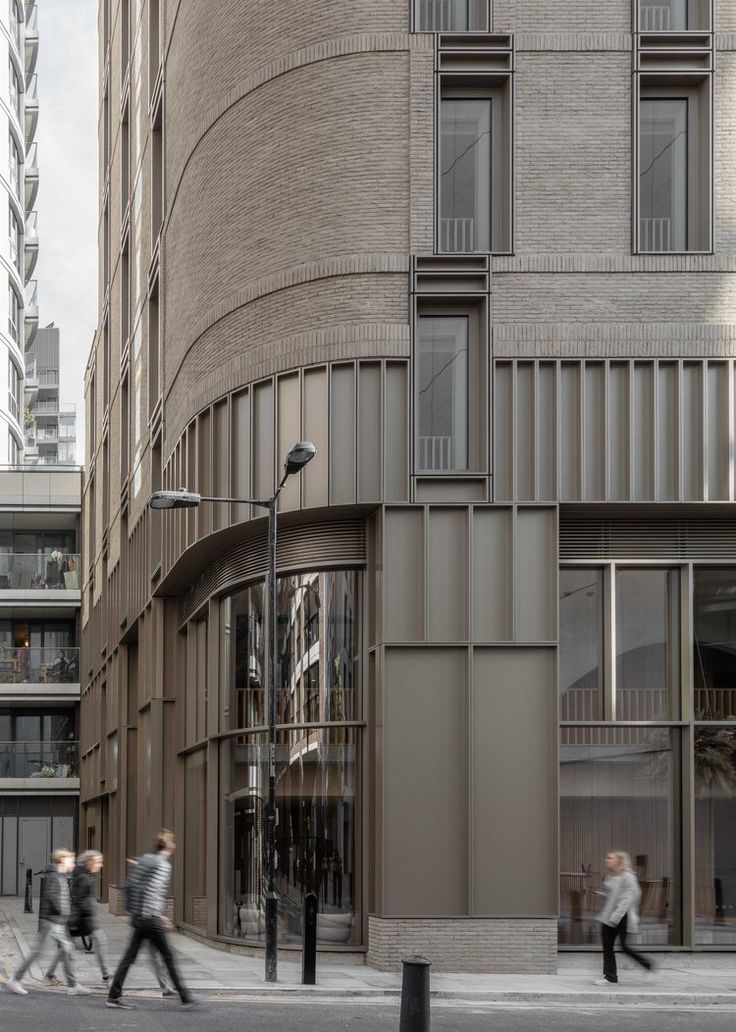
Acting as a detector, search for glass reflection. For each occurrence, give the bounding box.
[559,727,678,946]
[695,727,736,943]
[219,728,359,945]
[560,569,604,720]
[440,98,492,252]
[639,99,688,253]
[694,569,736,720]
[616,569,680,720]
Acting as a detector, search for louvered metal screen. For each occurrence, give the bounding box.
[560,516,736,560]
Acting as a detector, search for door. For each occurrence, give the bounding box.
[18,817,49,900]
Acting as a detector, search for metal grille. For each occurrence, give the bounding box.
[560,516,736,560]
[441,217,474,252]
[179,519,366,624]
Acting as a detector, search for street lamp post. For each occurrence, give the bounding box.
[150,440,316,983]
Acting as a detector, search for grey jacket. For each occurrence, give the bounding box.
[137,850,171,920]
[598,870,641,929]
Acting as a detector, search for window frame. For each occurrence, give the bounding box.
[437,78,512,255]
[413,298,488,475]
[636,81,711,254]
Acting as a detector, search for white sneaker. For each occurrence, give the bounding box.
[67,984,91,996]
[6,978,28,995]
[593,977,616,986]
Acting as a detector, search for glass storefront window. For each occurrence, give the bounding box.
[694,569,736,721]
[560,569,604,720]
[184,750,208,930]
[616,569,680,720]
[695,726,736,944]
[559,726,678,946]
[219,727,359,946]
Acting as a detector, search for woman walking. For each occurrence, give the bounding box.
[594,851,654,985]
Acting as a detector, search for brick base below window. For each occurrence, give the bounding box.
[367,917,558,973]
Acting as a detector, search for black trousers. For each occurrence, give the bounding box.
[108,917,190,1002]
[601,915,652,982]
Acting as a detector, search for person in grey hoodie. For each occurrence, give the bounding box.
[594,850,654,985]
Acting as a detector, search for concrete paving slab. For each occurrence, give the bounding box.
[2,898,736,1006]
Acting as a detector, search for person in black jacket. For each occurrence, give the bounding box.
[6,849,90,996]
[45,851,111,987]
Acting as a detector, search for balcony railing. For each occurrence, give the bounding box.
[0,741,78,779]
[38,369,58,386]
[25,72,37,101]
[441,216,475,252]
[25,2,38,32]
[26,140,38,171]
[640,217,672,252]
[416,0,474,31]
[25,278,38,308]
[640,4,673,31]
[25,209,37,236]
[418,434,453,471]
[0,646,79,684]
[0,553,80,590]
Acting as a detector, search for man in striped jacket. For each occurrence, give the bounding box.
[106,830,203,1010]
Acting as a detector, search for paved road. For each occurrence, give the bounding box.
[4,995,736,1031]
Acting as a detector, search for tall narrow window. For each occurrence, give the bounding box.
[639,99,688,253]
[415,0,488,31]
[440,99,491,253]
[416,315,469,471]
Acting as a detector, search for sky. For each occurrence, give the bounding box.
[34,0,98,459]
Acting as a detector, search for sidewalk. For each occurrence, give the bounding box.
[2,898,736,1006]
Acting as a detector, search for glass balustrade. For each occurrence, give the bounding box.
[0,741,78,778]
[0,553,81,589]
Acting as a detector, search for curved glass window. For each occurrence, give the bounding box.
[220,569,362,947]
[219,727,360,946]
[227,571,360,731]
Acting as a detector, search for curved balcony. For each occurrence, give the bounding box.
[24,141,38,210]
[24,209,37,278]
[24,4,39,76]
[24,277,37,346]
[24,73,38,142]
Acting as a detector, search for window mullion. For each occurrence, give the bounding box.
[604,562,616,721]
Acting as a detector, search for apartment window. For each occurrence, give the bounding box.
[7,356,20,421]
[8,206,20,271]
[7,434,19,464]
[8,133,20,199]
[8,61,20,120]
[639,0,711,31]
[148,283,159,413]
[415,306,485,472]
[7,281,20,343]
[439,82,511,253]
[414,0,489,31]
[149,0,161,98]
[638,86,711,252]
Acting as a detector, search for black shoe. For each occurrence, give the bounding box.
[106,996,136,1009]
[162,989,176,998]
[181,994,206,1009]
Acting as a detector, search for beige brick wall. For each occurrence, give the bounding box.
[367,917,558,973]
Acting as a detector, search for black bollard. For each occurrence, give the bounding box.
[23,868,32,913]
[301,892,318,985]
[400,955,431,1032]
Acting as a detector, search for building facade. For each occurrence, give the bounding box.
[0,1,38,467]
[0,465,81,899]
[24,324,78,466]
[82,0,736,970]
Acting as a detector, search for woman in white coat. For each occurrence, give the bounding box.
[594,851,654,985]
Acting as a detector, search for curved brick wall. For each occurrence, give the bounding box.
[163,4,418,452]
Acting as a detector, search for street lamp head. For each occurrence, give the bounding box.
[283,441,317,476]
[149,488,202,510]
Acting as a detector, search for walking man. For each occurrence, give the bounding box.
[45,851,111,987]
[106,829,203,1009]
[6,849,90,996]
